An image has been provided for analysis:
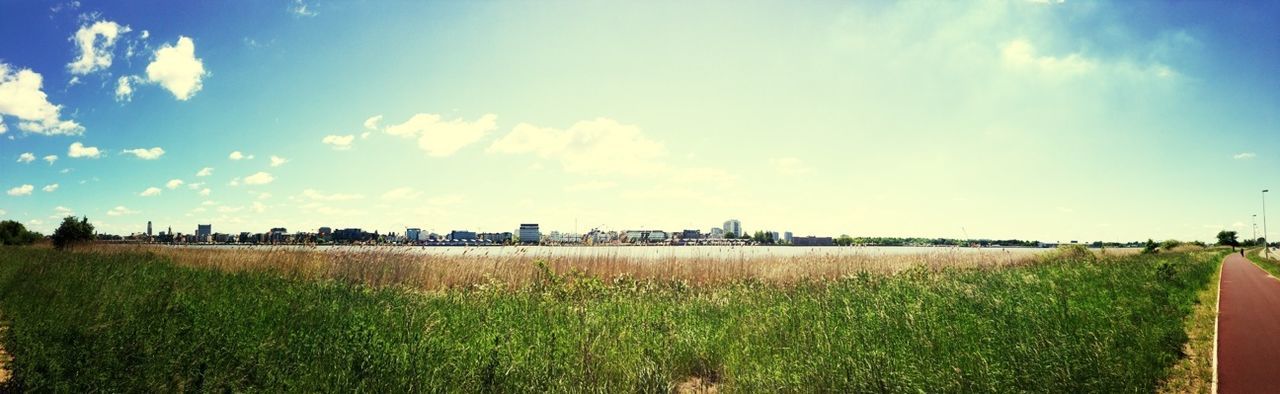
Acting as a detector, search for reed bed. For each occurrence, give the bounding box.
[76,244,1050,290]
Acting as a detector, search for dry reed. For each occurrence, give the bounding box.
[74,244,1057,291]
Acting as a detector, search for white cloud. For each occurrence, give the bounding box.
[255,192,272,200]
[380,187,422,201]
[187,182,204,190]
[269,155,288,167]
[290,0,318,17]
[145,36,208,100]
[216,206,243,213]
[6,185,33,196]
[17,152,34,163]
[487,118,665,175]
[1001,39,1096,76]
[42,183,59,192]
[196,167,214,176]
[769,157,813,176]
[43,155,57,165]
[166,179,184,189]
[251,201,266,213]
[1234,152,1256,160]
[68,142,101,158]
[67,20,130,75]
[199,188,211,196]
[303,189,364,201]
[139,187,162,197]
[363,114,383,130]
[122,146,165,160]
[243,172,274,185]
[0,63,84,135]
[54,206,73,216]
[322,134,354,150]
[228,151,253,160]
[385,113,498,157]
[115,75,139,101]
[0,121,6,134]
[106,206,138,216]
[228,177,240,187]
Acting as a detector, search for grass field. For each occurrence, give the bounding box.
[0,246,1222,392]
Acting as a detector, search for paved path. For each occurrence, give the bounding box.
[1217,252,1280,393]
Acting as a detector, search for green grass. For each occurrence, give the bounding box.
[0,247,1223,392]
[1245,248,1280,278]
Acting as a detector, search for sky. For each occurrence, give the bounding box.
[1,0,1277,243]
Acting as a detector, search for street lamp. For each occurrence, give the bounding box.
[1254,214,1259,245]
[1264,190,1270,258]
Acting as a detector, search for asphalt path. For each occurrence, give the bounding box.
[1216,252,1280,393]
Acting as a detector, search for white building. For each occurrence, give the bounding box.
[723,219,742,237]
[709,227,725,239]
[784,231,793,243]
[623,230,668,243]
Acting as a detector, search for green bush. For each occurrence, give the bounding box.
[50,216,94,250]
[0,221,41,246]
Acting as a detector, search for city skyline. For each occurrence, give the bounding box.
[2,1,1279,243]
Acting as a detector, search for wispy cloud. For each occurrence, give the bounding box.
[1233,152,1256,160]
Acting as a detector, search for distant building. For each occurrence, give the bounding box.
[268,227,288,243]
[196,224,212,240]
[519,224,540,244]
[680,229,702,240]
[623,230,668,243]
[318,227,332,237]
[406,228,422,242]
[792,236,834,246]
[784,231,793,243]
[546,231,582,244]
[147,221,153,237]
[479,232,513,244]
[709,227,725,239]
[333,228,368,242]
[448,230,477,241]
[723,219,742,237]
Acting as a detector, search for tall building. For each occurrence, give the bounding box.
[406,228,422,242]
[196,224,212,239]
[147,221,152,237]
[519,223,540,244]
[723,219,742,237]
[784,231,794,244]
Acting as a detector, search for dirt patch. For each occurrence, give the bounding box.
[0,325,10,385]
[675,376,719,394]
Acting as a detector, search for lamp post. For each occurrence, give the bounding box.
[1265,190,1270,258]
[1254,214,1259,246]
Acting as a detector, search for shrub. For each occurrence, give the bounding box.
[0,220,42,245]
[50,216,94,250]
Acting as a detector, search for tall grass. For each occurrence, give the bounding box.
[73,244,1100,291]
[0,246,1219,392]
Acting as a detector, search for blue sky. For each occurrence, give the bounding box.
[1,0,1277,242]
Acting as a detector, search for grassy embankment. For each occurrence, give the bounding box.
[1245,247,1280,278]
[0,246,1222,392]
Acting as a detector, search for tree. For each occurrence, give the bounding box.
[835,234,855,246]
[1142,239,1158,254]
[0,220,42,245]
[1216,230,1239,247]
[51,216,95,250]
